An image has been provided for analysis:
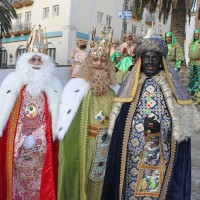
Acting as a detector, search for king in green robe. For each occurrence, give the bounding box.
[57,38,119,199]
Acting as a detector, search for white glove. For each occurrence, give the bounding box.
[22,135,36,149]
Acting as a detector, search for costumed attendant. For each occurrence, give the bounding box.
[188,28,200,98]
[71,39,88,78]
[101,26,200,200]
[57,26,120,200]
[163,31,184,73]
[0,25,62,200]
[110,38,120,56]
[110,52,133,85]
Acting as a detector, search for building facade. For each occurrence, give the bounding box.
[1,0,170,66]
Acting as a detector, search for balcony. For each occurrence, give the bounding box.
[2,22,32,37]
[12,0,23,9]
[11,0,33,8]
[22,0,33,6]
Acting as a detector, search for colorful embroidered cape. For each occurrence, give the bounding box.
[58,89,115,200]
[101,77,191,200]
[0,87,58,200]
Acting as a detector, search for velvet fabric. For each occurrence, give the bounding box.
[101,102,191,200]
[101,103,131,200]
[57,105,82,200]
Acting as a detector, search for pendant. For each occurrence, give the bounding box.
[94,110,109,124]
[25,103,38,118]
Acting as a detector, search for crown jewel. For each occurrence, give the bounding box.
[90,25,113,57]
[144,23,162,39]
[27,25,48,54]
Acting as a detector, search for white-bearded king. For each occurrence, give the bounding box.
[0,26,62,200]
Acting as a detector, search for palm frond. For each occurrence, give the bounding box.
[0,0,17,35]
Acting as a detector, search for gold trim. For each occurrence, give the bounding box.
[79,92,91,200]
[114,58,141,103]
[114,57,192,105]
[118,83,143,199]
[162,57,192,105]
[159,137,177,199]
[135,133,165,197]
[7,94,22,199]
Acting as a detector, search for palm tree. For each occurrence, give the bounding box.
[0,0,17,35]
[132,0,196,49]
[0,0,17,67]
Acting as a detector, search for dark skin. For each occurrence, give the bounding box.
[141,51,162,133]
[141,51,162,77]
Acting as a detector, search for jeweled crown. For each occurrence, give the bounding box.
[27,25,48,54]
[90,25,113,57]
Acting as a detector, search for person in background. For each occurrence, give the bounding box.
[0,25,62,200]
[110,38,120,56]
[163,31,184,73]
[188,28,200,98]
[57,26,119,200]
[71,39,88,78]
[110,51,133,85]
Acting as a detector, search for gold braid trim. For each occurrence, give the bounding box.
[7,91,22,199]
[162,57,192,105]
[114,58,141,103]
[159,138,177,200]
[119,83,143,199]
[79,91,91,200]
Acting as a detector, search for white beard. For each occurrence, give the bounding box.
[26,65,52,97]
[15,52,55,97]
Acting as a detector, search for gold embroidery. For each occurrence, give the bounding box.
[119,83,143,199]
[79,92,91,200]
[7,91,23,199]
[135,133,165,197]
[114,58,141,103]
[159,137,177,200]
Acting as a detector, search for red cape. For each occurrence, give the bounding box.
[0,86,58,200]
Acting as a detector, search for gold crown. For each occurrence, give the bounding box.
[90,25,113,57]
[27,25,48,54]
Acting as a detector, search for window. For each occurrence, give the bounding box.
[16,14,22,23]
[47,43,56,63]
[106,15,112,27]
[0,48,7,67]
[16,14,22,31]
[132,25,137,35]
[16,46,27,59]
[52,5,59,17]
[97,12,103,24]
[43,7,49,19]
[24,12,31,29]
[25,12,31,22]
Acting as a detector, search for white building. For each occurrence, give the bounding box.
[2,0,170,66]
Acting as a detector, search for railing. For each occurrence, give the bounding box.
[2,22,32,37]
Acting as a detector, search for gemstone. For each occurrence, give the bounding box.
[146,109,151,115]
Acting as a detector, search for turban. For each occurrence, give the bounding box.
[134,38,168,57]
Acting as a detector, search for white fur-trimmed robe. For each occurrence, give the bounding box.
[57,78,120,140]
[0,71,63,140]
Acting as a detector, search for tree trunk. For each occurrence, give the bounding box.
[171,0,186,52]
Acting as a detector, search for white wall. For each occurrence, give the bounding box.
[185,15,196,65]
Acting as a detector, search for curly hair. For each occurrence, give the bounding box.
[78,55,116,96]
